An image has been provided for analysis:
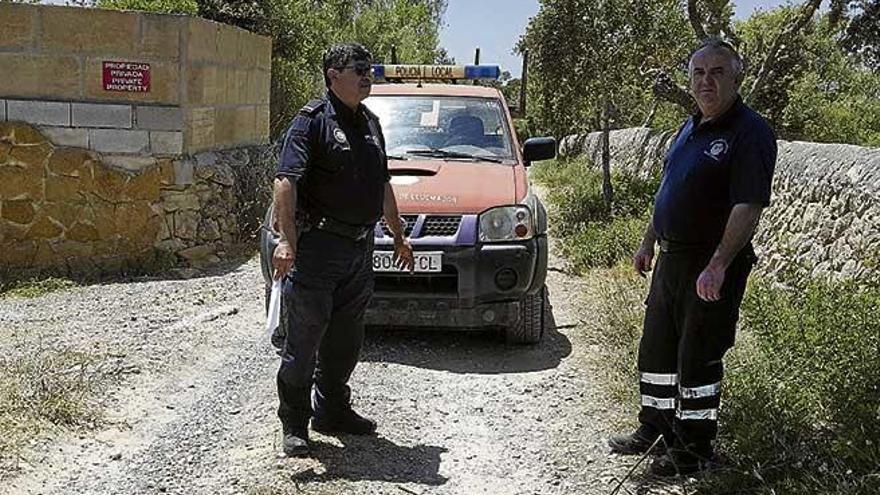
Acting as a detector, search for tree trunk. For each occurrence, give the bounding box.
[601,100,614,213]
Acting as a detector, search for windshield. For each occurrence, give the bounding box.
[363,96,515,163]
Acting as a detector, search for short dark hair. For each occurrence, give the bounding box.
[323,43,372,87]
[689,37,744,78]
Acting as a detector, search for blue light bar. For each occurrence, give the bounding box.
[371,64,501,81]
[464,65,501,80]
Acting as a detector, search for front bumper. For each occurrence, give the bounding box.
[366,233,548,329]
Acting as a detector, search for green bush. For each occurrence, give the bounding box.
[532,157,657,268]
[561,216,647,272]
[699,279,880,494]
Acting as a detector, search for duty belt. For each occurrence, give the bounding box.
[658,239,714,254]
[312,216,373,241]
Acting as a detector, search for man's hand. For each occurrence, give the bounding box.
[272,240,296,280]
[696,264,725,302]
[633,245,655,277]
[393,235,414,272]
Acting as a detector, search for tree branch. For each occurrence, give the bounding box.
[744,0,823,104]
[688,0,708,41]
[652,71,696,113]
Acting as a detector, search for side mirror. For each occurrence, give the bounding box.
[522,137,556,166]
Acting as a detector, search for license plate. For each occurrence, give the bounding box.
[372,251,442,273]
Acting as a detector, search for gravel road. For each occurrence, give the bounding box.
[1,242,681,495]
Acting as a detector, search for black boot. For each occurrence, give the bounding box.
[282,426,310,457]
[312,407,377,436]
[608,424,666,455]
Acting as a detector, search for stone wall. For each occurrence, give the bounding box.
[0,122,275,277]
[559,128,880,284]
[0,4,276,278]
[0,3,271,154]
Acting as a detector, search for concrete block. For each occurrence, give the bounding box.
[173,158,194,185]
[89,129,149,154]
[218,26,241,65]
[42,7,137,55]
[150,131,184,155]
[0,3,34,50]
[40,126,89,148]
[72,103,133,129]
[187,18,219,63]
[185,107,215,152]
[0,100,5,122]
[7,100,70,126]
[185,65,219,105]
[136,106,183,131]
[0,54,81,100]
[233,106,256,143]
[140,14,181,61]
[213,107,236,146]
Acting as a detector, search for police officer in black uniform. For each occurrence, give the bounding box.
[608,39,777,476]
[272,43,414,457]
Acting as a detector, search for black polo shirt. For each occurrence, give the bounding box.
[276,90,390,226]
[652,96,776,247]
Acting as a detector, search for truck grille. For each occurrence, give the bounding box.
[378,215,462,238]
[420,216,461,236]
[379,215,418,237]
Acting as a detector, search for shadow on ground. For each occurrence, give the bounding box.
[360,290,572,374]
[285,435,448,487]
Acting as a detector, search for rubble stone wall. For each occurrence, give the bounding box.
[0,122,273,278]
[0,4,276,278]
[559,128,880,284]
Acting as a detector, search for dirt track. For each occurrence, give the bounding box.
[1,239,683,495]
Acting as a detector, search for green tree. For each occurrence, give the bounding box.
[520,0,692,209]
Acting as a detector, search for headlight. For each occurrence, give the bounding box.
[479,205,535,242]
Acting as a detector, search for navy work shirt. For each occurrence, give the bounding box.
[652,96,776,247]
[275,90,390,226]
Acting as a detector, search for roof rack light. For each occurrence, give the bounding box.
[372,64,500,81]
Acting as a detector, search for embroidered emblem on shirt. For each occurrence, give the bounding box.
[333,128,348,144]
[704,139,729,161]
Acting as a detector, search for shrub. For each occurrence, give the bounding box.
[532,157,657,268]
[699,278,880,494]
[561,216,647,272]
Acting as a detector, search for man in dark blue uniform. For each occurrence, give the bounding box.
[271,43,414,457]
[608,39,777,476]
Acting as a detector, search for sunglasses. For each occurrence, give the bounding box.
[340,61,373,77]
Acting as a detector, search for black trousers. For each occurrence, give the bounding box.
[276,229,374,431]
[637,245,755,456]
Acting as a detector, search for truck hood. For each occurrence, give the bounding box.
[388,159,516,214]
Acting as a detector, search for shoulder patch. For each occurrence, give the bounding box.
[299,99,326,117]
[289,114,312,134]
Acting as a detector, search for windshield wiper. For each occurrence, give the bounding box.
[386,153,409,160]
[404,148,503,163]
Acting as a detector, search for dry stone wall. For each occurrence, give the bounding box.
[559,128,880,284]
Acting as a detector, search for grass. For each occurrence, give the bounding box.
[533,155,880,494]
[0,277,77,300]
[0,343,109,477]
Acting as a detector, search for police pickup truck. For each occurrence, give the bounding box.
[261,63,555,343]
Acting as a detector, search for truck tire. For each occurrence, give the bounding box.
[505,285,546,344]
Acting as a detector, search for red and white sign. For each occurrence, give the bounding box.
[102,61,151,93]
